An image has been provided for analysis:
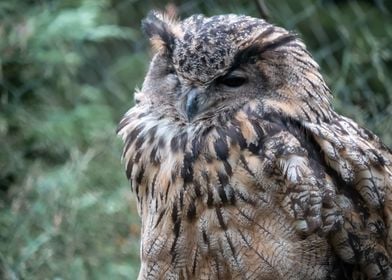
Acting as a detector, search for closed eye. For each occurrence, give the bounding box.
[218,74,247,88]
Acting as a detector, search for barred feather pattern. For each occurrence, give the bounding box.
[118,12,392,280]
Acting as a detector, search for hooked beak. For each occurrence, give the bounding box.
[185,88,201,121]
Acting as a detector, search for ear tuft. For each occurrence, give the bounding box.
[142,11,176,53]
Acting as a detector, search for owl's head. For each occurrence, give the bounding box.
[137,11,332,125]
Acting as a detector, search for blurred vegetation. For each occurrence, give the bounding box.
[0,0,390,279]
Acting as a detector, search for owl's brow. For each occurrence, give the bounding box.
[231,32,298,70]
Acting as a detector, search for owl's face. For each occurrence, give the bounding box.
[136,12,332,126]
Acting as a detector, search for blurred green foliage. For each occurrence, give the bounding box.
[0,0,391,279]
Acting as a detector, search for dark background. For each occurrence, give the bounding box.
[1,0,391,279]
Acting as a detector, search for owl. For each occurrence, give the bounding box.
[117,11,392,280]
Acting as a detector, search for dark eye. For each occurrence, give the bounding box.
[219,75,247,87]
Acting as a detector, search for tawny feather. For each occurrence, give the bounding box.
[118,12,392,280]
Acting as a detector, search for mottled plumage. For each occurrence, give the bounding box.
[117,12,392,280]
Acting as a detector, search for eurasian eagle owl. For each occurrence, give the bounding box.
[117,12,392,280]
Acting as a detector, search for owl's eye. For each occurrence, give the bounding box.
[219,74,247,88]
